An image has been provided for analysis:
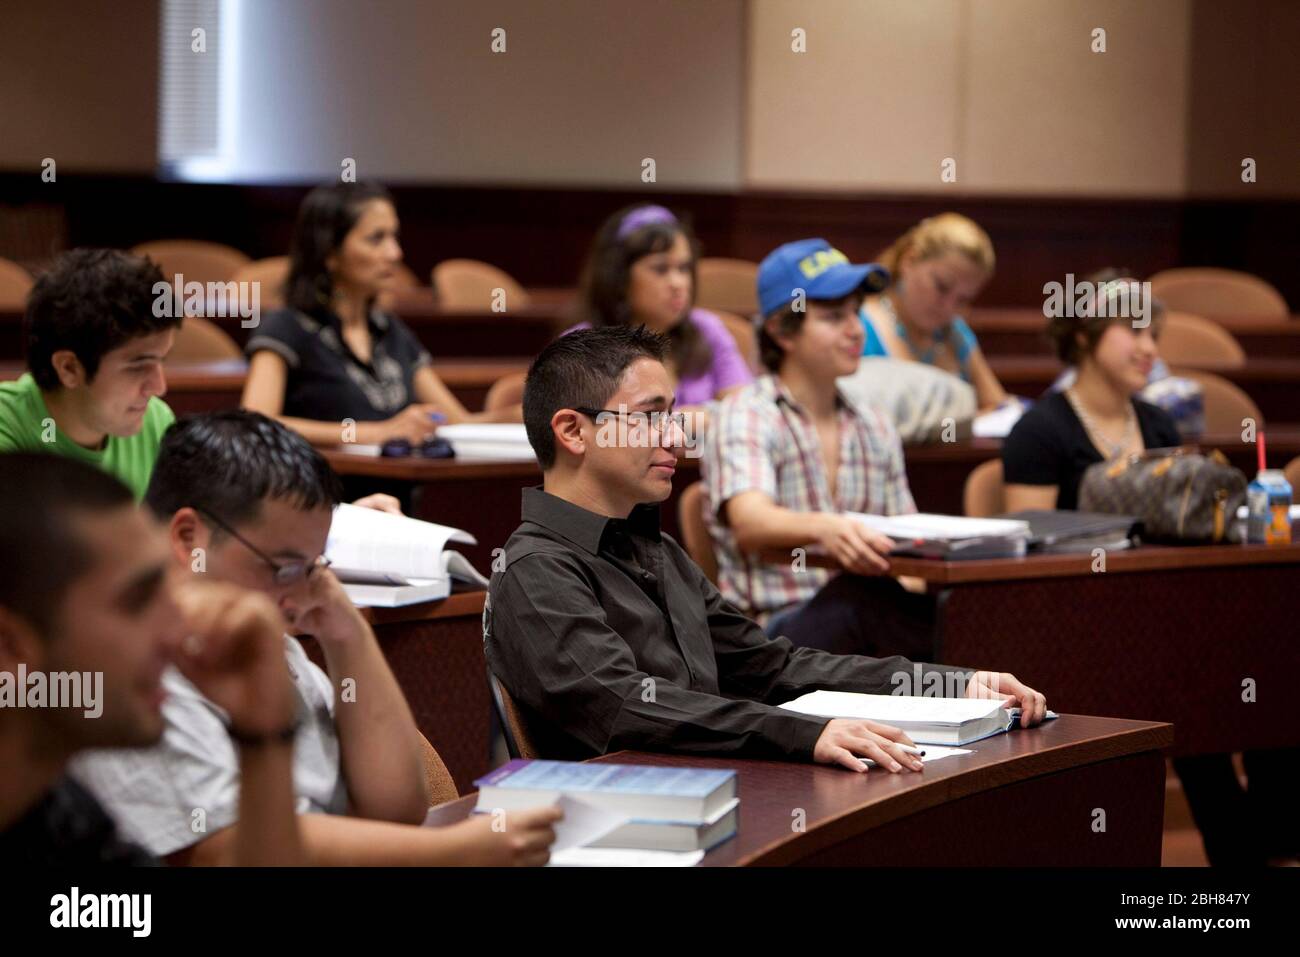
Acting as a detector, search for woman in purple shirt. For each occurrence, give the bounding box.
[567,204,754,429]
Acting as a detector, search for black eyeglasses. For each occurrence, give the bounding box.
[574,407,687,435]
[194,507,331,586]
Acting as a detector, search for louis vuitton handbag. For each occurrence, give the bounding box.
[1078,447,1248,543]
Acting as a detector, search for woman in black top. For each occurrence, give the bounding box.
[242,182,512,451]
[1003,272,1298,866]
[1003,273,1178,511]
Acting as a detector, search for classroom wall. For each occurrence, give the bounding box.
[224,0,746,188]
[745,0,1191,196]
[1,0,1295,197]
[0,0,160,174]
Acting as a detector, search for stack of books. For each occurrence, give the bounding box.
[473,759,738,854]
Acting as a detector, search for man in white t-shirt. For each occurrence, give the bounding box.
[73,410,559,866]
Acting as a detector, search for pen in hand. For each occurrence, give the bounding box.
[860,743,926,769]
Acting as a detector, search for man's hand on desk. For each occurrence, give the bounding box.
[814,514,893,576]
[965,670,1048,728]
[813,719,925,773]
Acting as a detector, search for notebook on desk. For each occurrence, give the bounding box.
[846,512,1031,560]
[999,509,1139,553]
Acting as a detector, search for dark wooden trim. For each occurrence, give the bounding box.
[3,174,1298,308]
[358,589,485,627]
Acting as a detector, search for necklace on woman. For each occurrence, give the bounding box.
[1064,386,1136,459]
[880,293,942,364]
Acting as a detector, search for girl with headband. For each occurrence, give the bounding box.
[568,204,754,430]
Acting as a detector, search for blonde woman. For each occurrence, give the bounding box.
[860,213,1007,411]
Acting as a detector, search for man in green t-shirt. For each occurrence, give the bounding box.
[0,249,181,499]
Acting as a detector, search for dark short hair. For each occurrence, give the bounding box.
[758,293,862,372]
[145,410,343,531]
[0,453,135,637]
[523,325,669,470]
[25,249,180,390]
[285,181,394,316]
[1046,267,1165,365]
[573,204,710,380]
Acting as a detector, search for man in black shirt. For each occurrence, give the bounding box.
[0,455,302,865]
[486,326,1047,772]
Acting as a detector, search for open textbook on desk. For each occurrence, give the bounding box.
[326,503,488,606]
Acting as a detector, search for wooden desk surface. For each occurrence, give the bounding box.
[761,541,1300,582]
[888,541,1300,583]
[321,448,705,480]
[356,588,485,625]
[425,714,1172,866]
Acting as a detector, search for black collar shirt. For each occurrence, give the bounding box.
[484,486,970,761]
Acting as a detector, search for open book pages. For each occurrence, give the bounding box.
[326,502,483,584]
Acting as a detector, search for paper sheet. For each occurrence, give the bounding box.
[547,847,706,867]
[860,744,973,768]
[549,795,628,852]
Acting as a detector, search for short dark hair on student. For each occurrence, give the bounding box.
[523,325,669,470]
[0,454,135,637]
[757,293,861,372]
[24,249,179,390]
[145,410,343,531]
[285,181,394,316]
[1046,267,1166,365]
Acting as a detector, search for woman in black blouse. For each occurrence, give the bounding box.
[1004,271,1298,866]
[1003,272,1179,511]
[242,182,511,449]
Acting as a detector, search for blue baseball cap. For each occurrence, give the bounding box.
[756,238,889,320]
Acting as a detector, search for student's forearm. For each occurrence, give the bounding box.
[264,413,360,448]
[318,636,429,823]
[729,502,833,553]
[231,740,302,866]
[466,404,521,423]
[969,350,1008,411]
[192,813,482,866]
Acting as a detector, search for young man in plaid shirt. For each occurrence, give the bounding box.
[702,239,936,660]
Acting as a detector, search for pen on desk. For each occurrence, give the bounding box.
[859,743,926,768]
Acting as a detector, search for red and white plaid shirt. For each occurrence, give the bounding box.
[701,374,916,623]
